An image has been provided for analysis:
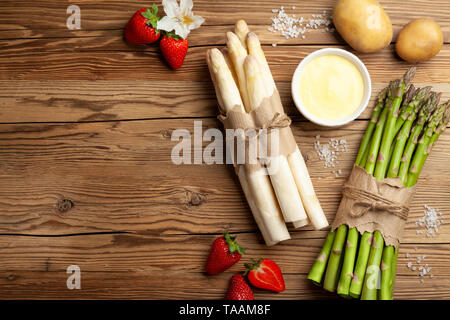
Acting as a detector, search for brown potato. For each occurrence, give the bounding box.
[395,18,443,63]
[333,0,393,53]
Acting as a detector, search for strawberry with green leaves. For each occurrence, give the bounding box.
[124,5,161,45]
[225,273,254,300]
[205,232,245,275]
[245,258,286,292]
[159,33,189,70]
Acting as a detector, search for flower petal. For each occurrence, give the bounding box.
[174,23,189,39]
[157,16,178,33]
[187,15,205,30]
[162,0,179,18]
[180,0,194,12]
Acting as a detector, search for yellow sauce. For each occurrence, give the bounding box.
[298,55,364,122]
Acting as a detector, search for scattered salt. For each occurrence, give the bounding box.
[416,205,443,238]
[269,7,333,40]
[314,137,348,170]
[405,251,436,283]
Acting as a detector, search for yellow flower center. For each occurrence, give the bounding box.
[183,15,194,25]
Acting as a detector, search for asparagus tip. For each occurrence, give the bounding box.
[235,19,249,33]
[403,66,416,85]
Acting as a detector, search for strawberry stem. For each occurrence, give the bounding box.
[141,4,161,32]
[164,31,183,40]
[244,258,263,276]
[224,232,245,255]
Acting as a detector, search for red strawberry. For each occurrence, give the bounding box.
[245,259,285,292]
[159,34,189,69]
[124,5,160,45]
[205,232,245,275]
[225,273,254,300]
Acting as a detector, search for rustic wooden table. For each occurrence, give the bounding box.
[0,0,449,299]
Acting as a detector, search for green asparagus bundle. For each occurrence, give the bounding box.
[308,67,450,300]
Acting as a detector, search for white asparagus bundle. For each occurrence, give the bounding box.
[206,20,329,245]
[206,49,290,246]
[238,20,329,230]
[228,27,308,226]
[243,55,308,226]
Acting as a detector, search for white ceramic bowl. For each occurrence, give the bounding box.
[291,48,371,127]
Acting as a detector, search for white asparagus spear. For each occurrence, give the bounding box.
[244,55,308,226]
[220,48,239,88]
[246,32,276,97]
[207,49,290,244]
[289,147,328,229]
[206,50,225,113]
[226,32,251,111]
[245,28,329,230]
[237,166,290,246]
[235,19,250,51]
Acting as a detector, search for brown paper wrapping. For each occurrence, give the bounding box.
[331,165,416,248]
[217,90,297,172]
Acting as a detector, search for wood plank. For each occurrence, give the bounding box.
[0,0,449,43]
[1,44,450,82]
[0,269,448,299]
[0,233,448,275]
[0,232,448,299]
[0,119,448,241]
[0,81,449,123]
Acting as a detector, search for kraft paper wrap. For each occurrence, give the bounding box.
[217,90,297,172]
[331,165,416,248]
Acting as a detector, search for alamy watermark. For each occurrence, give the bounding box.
[171,121,280,174]
[66,265,81,289]
[66,5,81,30]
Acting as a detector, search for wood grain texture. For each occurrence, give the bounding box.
[1,45,450,82]
[1,233,449,275]
[0,0,449,43]
[0,0,449,300]
[1,81,449,123]
[1,270,449,299]
[0,119,448,242]
[0,233,448,299]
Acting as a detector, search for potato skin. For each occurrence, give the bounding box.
[395,18,443,62]
[333,0,393,53]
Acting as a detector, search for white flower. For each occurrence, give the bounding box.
[157,0,205,39]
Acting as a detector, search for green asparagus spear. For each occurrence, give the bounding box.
[394,85,415,135]
[365,81,396,175]
[361,230,384,300]
[379,245,394,300]
[337,227,359,297]
[323,225,348,292]
[308,231,336,285]
[356,88,387,166]
[389,247,399,299]
[349,232,372,298]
